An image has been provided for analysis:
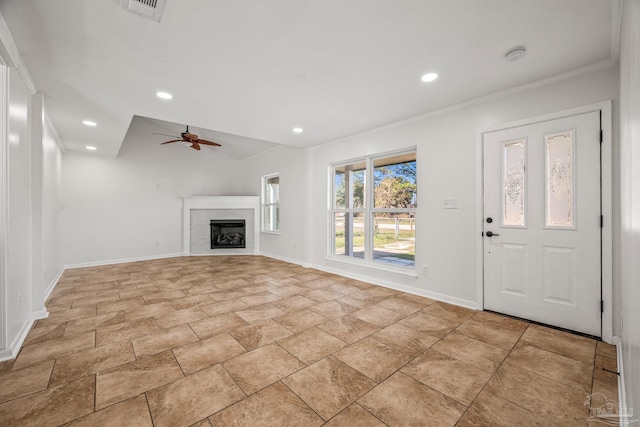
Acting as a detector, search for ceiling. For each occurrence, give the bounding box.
[0,0,617,159]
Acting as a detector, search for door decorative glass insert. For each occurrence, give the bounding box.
[545,130,574,228]
[502,139,526,226]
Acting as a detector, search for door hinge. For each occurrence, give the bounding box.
[600,129,603,143]
[601,300,604,313]
[600,215,604,228]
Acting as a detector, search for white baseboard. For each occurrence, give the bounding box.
[615,336,631,426]
[64,253,185,269]
[44,267,65,302]
[0,307,51,362]
[257,251,310,268]
[0,316,35,362]
[309,262,478,310]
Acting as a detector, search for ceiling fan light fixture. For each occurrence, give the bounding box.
[156,91,173,100]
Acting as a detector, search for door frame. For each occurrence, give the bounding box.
[475,101,613,343]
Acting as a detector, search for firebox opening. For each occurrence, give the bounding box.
[210,219,246,249]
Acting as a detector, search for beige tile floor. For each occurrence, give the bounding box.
[0,256,619,426]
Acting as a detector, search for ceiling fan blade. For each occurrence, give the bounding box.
[161,140,184,144]
[153,133,181,138]
[195,139,222,146]
[191,142,201,150]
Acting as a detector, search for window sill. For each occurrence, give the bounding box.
[326,255,418,278]
[261,230,281,235]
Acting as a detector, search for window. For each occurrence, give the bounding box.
[262,173,279,232]
[331,150,416,268]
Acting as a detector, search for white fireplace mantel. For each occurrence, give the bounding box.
[183,196,260,255]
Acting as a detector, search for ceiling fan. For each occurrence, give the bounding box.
[154,125,221,151]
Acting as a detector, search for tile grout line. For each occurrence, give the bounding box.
[447,313,535,425]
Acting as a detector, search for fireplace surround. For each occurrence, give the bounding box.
[183,196,260,255]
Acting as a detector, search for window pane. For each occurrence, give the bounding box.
[373,153,417,208]
[263,174,279,232]
[333,212,365,259]
[265,176,279,204]
[502,140,525,226]
[372,213,415,266]
[264,204,279,231]
[545,131,574,227]
[334,161,366,209]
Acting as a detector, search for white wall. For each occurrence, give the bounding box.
[60,117,246,266]
[305,67,618,308]
[6,66,33,344]
[0,66,63,358]
[240,145,307,264]
[618,0,640,416]
[42,108,63,295]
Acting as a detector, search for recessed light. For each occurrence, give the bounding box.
[420,73,438,83]
[83,120,97,126]
[86,146,97,151]
[156,91,173,100]
[293,127,304,134]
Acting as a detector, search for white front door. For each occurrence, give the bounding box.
[483,111,601,336]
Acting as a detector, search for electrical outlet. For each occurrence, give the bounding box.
[443,199,458,209]
[17,293,21,311]
[422,265,429,276]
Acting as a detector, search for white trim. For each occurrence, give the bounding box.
[0,307,49,362]
[310,59,617,152]
[64,252,184,270]
[257,251,311,268]
[0,13,37,95]
[476,101,614,343]
[0,62,7,350]
[0,318,32,361]
[611,0,623,63]
[44,267,64,302]
[311,262,478,310]
[268,253,478,310]
[261,172,280,233]
[615,336,630,426]
[325,255,418,278]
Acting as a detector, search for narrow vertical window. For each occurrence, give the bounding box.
[502,140,526,227]
[545,131,574,228]
[332,161,366,259]
[262,173,279,232]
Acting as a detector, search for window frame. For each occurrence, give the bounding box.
[262,172,280,233]
[329,148,417,271]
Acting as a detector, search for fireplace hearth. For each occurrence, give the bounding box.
[210,219,246,249]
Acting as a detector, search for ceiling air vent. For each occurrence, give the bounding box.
[121,0,166,23]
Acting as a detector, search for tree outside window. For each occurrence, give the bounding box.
[331,151,416,268]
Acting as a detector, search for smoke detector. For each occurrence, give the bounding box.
[121,0,166,22]
[505,46,527,62]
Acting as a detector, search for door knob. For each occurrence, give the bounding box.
[486,231,500,237]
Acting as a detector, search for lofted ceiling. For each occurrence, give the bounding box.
[0,0,617,159]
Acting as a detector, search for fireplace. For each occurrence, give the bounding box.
[183,196,259,255]
[210,219,246,249]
